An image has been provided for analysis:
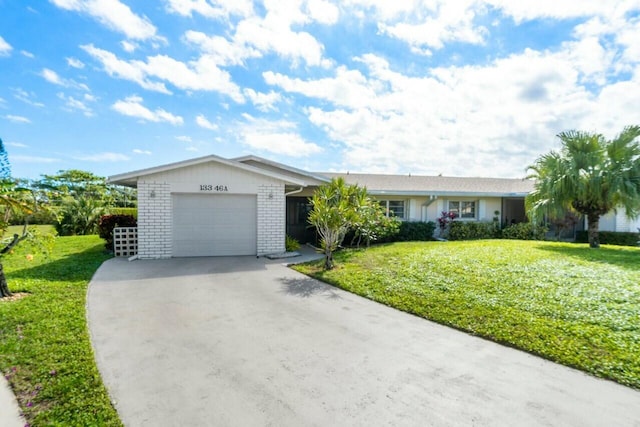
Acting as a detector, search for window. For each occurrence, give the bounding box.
[448,201,476,219]
[378,200,405,219]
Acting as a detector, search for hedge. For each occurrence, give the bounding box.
[575,230,639,247]
[98,214,137,250]
[389,221,436,242]
[447,221,499,240]
[108,207,137,218]
[501,222,548,240]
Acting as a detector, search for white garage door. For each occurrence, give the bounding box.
[173,194,257,257]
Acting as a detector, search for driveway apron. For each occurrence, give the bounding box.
[88,256,640,427]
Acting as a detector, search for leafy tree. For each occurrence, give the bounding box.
[308,178,362,269]
[0,139,38,298]
[526,126,640,248]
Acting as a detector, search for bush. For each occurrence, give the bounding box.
[108,207,137,218]
[98,214,137,250]
[575,230,639,246]
[9,207,57,225]
[55,197,107,236]
[285,235,300,252]
[502,222,547,240]
[384,221,436,242]
[447,221,499,240]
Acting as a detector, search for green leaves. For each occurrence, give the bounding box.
[527,125,640,247]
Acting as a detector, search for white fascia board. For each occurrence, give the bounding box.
[233,155,330,183]
[368,190,530,198]
[108,154,307,187]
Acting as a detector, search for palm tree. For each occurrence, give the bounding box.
[526,125,640,248]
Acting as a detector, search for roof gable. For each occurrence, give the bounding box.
[108,154,307,187]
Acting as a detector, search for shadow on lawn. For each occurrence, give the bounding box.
[5,243,111,284]
[537,242,640,271]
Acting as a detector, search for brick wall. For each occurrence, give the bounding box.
[137,181,172,259]
[257,184,285,255]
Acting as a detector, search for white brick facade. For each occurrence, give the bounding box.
[257,184,285,255]
[137,181,172,259]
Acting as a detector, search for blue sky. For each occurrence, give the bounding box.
[1,1,639,180]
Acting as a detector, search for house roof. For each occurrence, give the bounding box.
[108,154,307,188]
[233,155,329,186]
[320,173,534,197]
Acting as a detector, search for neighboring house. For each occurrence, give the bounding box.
[108,154,637,259]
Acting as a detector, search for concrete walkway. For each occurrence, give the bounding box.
[0,372,26,427]
[88,254,640,427]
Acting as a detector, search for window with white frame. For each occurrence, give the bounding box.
[378,200,406,219]
[448,201,476,219]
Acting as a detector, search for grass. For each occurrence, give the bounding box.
[0,234,121,426]
[294,240,640,389]
[6,224,56,236]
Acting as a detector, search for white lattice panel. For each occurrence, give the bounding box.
[113,227,138,257]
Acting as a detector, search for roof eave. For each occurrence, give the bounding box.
[108,154,307,188]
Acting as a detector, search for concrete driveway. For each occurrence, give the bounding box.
[88,255,640,427]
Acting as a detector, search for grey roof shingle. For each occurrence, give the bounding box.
[320,173,534,197]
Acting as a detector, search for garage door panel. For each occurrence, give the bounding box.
[173,194,257,257]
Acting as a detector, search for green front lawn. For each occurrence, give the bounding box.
[0,235,121,425]
[294,240,640,389]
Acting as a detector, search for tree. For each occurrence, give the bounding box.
[0,138,35,298]
[308,178,361,269]
[526,126,640,248]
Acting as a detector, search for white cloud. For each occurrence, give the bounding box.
[4,115,31,124]
[484,0,634,23]
[175,135,192,142]
[6,141,28,148]
[13,88,45,107]
[21,50,35,58]
[270,44,630,177]
[237,115,323,157]
[10,155,58,163]
[121,40,137,52]
[112,95,183,125]
[195,114,218,130]
[74,152,131,162]
[81,44,170,93]
[40,68,90,91]
[165,0,253,19]
[306,0,340,24]
[50,0,161,41]
[243,88,282,112]
[58,92,94,116]
[0,36,12,56]
[66,57,85,68]
[379,1,488,50]
[81,44,244,100]
[133,148,152,155]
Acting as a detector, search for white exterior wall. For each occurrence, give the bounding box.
[257,184,286,255]
[135,161,287,259]
[138,181,172,259]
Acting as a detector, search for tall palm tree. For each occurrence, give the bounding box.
[526,125,640,248]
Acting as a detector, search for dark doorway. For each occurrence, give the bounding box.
[286,197,316,244]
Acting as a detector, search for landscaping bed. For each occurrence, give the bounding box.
[294,240,640,389]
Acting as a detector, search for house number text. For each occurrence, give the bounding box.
[200,184,229,192]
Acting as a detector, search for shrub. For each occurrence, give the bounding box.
[98,214,137,250]
[448,221,499,240]
[285,235,300,252]
[383,221,436,242]
[55,197,107,236]
[575,230,639,247]
[108,207,137,218]
[502,222,547,240]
